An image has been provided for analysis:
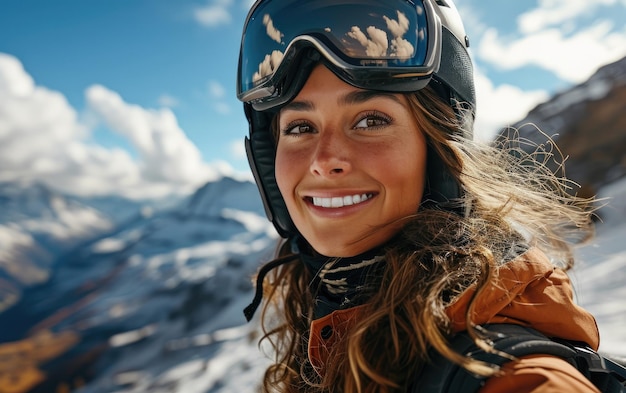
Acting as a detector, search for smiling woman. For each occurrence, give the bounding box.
[236,1,606,393]
[275,66,427,257]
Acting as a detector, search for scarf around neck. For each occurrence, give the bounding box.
[243,236,388,322]
[299,242,387,320]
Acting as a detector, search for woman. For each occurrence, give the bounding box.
[236,0,600,392]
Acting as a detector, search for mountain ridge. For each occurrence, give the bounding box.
[499,55,626,196]
[0,175,277,392]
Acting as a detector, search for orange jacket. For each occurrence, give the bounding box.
[308,248,601,392]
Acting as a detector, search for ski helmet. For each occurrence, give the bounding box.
[237,0,475,237]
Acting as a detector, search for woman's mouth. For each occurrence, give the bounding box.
[309,193,374,208]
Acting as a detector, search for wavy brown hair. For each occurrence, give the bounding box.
[256,87,596,393]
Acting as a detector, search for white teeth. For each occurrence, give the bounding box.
[312,194,371,208]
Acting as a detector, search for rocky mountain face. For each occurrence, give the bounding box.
[498,56,626,198]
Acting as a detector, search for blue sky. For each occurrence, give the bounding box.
[1,0,625,200]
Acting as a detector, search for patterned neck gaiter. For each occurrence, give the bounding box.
[299,245,387,320]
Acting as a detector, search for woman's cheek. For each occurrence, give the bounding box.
[275,146,299,201]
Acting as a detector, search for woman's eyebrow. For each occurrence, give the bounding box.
[340,90,402,106]
[282,90,402,113]
[282,100,314,112]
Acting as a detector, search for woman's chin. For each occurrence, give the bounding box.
[306,230,398,258]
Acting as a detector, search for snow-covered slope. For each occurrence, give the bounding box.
[571,178,626,356]
[0,181,113,312]
[0,176,278,393]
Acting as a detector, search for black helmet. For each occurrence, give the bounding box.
[237,0,475,237]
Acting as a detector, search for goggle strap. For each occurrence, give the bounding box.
[435,27,475,110]
[245,107,295,237]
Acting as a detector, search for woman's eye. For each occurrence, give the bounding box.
[354,113,391,129]
[282,122,313,136]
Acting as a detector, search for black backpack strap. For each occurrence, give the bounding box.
[411,324,626,393]
[565,345,626,393]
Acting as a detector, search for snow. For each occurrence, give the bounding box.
[221,208,277,235]
[110,324,158,348]
[0,181,114,310]
[573,230,626,355]
[543,77,613,114]
[0,224,34,250]
[571,177,626,356]
[92,237,131,254]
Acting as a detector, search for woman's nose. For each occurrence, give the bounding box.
[309,130,352,177]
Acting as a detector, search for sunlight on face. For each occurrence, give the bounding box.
[275,65,427,257]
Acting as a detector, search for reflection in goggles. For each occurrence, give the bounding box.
[251,9,417,85]
[253,50,284,84]
[347,11,415,58]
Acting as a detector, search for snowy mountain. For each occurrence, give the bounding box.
[0,181,114,312]
[571,178,626,356]
[181,177,267,219]
[0,176,278,393]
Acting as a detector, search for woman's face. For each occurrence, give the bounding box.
[275,65,427,257]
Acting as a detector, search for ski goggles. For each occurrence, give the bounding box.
[237,0,443,111]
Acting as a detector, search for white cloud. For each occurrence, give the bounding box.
[518,0,618,34]
[385,11,414,58]
[0,53,35,96]
[347,26,388,57]
[453,2,488,38]
[472,67,549,142]
[208,80,226,99]
[252,50,284,82]
[263,14,283,44]
[477,22,626,84]
[0,53,227,200]
[0,53,88,178]
[384,11,410,38]
[85,85,217,186]
[230,139,247,161]
[194,0,233,27]
[158,94,179,108]
[208,80,231,114]
[345,11,414,58]
[214,102,231,115]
